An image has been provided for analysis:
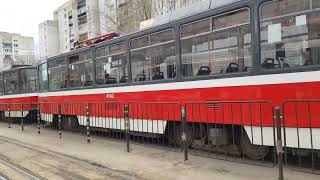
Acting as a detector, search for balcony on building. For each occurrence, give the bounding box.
[118,1,128,8]
[78,15,88,26]
[77,7,87,17]
[76,0,86,9]
[78,23,88,34]
[2,43,12,48]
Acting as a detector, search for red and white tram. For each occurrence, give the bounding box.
[1,0,319,160]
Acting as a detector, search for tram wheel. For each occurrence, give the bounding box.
[174,124,194,148]
[240,131,270,160]
[62,116,79,130]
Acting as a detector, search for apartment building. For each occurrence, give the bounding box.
[53,1,77,53]
[39,0,208,56]
[38,20,59,60]
[0,32,35,67]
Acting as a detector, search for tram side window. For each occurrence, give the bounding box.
[39,63,48,91]
[68,52,93,88]
[20,69,38,93]
[130,29,176,82]
[180,9,252,77]
[48,58,68,90]
[260,0,320,69]
[95,44,128,85]
[0,75,3,95]
[4,71,19,95]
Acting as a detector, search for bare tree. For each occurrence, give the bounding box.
[115,0,205,34]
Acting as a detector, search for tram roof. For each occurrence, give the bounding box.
[153,0,242,26]
[0,65,35,74]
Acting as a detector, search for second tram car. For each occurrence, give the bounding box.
[0,66,38,120]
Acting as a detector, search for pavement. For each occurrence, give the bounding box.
[0,122,318,180]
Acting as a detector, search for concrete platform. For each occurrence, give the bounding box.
[0,123,318,180]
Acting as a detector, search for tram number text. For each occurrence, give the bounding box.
[106,94,115,99]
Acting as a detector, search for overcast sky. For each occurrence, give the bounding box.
[0,0,69,42]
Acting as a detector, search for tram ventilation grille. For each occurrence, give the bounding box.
[207,103,221,111]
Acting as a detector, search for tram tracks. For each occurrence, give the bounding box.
[0,134,140,180]
[0,154,45,180]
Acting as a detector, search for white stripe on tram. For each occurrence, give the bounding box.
[0,93,38,99]
[39,71,320,97]
[0,71,319,99]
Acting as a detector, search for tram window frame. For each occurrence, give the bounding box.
[314,0,320,9]
[20,68,38,94]
[68,51,94,88]
[95,43,128,86]
[129,29,177,83]
[179,8,252,78]
[38,62,48,92]
[47,58,68,91]
[259,0,320,72]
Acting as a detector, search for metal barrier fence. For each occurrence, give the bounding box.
[282,100,320,174]
[1,100,320,179]
[127,102,182,151]
[185,101,276,166]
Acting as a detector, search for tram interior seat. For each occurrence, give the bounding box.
[197,66,211,76]
[261,58,277,69]
[152,72,164,80]
[135,74,146,82]
[96,78,104,85]
[84,80,93,86]
[68,80,78,87]
[105,77,117,84]
[304,60,313,66]
[261,58,290,69]
[226,63,239,73]
[119,76,128,83]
